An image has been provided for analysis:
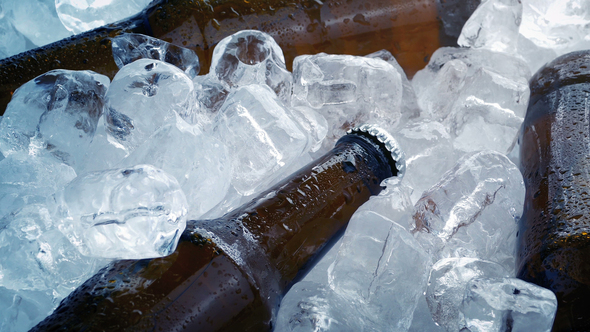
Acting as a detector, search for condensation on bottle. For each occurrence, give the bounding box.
[0,0,480,114]
[518,50,590,332]
[29,124,404,331]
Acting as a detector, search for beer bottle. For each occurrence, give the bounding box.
[517,50,590,331]
[29,124,404,331]
[0,0,480,114]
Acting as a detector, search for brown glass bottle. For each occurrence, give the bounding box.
[29,125,402,331]
[0,0,480,115]
[517,50,590,331]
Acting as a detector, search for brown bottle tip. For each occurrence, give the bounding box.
[347,124,405,179]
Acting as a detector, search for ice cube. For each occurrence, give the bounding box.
[210,84,307,196]
[78,115,127,173]
[0,70,109,165]
[458,0,523,54]
[0,153,76,220]
[119,117,232,219]
[105,59,195,153]
[2,0,71,48]
[520,0,590,54]
[111,33,200,78]
[426,257,511,331]
[412,47,530,131]
[50,165,188,259]
[329,210,430,331]
[209,30,292,103]
[292,53,403,146]
[446,66,529,154]
[0,6,28,59]
[275,281,364,332]
[394,120,458,204]
[366,49,421,121]
[461,277,557,332]
[0,204,104,295]
[0,287,54,332]
[55,0,152,34]
[412,151,524,270]
[192,74,230,116]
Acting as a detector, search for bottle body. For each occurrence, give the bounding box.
[0,0,479,114]
[30,129,399,331]
[517,50,590,331]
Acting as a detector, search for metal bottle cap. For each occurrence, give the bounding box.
[347,124,406,179]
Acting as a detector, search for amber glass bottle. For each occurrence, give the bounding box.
[29,125,403,331]
[0,0,480,114]
[518,50,590,331]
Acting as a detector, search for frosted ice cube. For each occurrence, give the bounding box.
[446,66,529,154]
[105,59,195,153]
[409,295,446,332]
[55,0,152,34]
[275,281,364,332]
[2,0,71,48]
[426,258,511,332]
[520,0,590,54]
[412,151,524,269]
[458,0,523,54]
[0,204,104,296]
[289,106,328,154]
[210,30,292,103]
[395,120,458,204]
[461,277,557,332]
[292,53,403,145]
[78,115,127,173]
[412,47,530,125]
[516,34,558,75]
[0,287,54,332]
[112,33,200,78]
[329,210,430,331]
[0,70,109,164]
[0,153,76,220]
[120,118,232,219]
[0,7,28,59]
[50,165,188,259]
[210,84,307,196]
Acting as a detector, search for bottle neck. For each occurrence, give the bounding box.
[187,132,395,297]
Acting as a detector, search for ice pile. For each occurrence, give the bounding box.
[2,0,590,329]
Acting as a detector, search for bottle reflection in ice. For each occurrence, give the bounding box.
[518,50,590,331]
[29,125,404,331]
[0,0,481,113]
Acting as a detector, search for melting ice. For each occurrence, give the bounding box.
[1,0,589,330]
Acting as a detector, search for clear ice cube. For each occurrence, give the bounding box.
[412,47,530,145]
[112,33,200,78]
[105,59,195,153]
[458,0,523,54]
[292,53,403,146]
[426,257,511,331]
[210,84,307,196]
[209,30,292,103]
[329,210,430,331]
[394,120,458,204]
[2,0,72,48]
[275,281,364,332]
[412,151,524,270]
[119,118,232,219]
[461,277,557,332]
[50,165,188,259]
[55,0,152,34]
[0,5,29,58]
[0,69,109,166]
[0,153,76,220]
